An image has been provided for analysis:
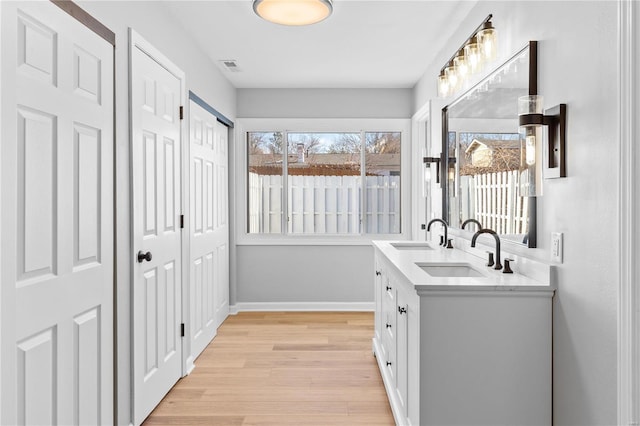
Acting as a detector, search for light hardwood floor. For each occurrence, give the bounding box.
[142,311,394,426]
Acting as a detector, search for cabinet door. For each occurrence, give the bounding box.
[382,276,396,382]
[374,257,383,341]
[395,289,409,418]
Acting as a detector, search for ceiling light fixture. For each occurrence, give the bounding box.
[253,0,333,26]
[438,14,497,98]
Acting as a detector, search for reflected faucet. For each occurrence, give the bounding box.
[427,218,448,247]
[471,228,502,270]
[461,218,482,230]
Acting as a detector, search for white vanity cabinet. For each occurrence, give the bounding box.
[372,245,554,426]
[374,252,419,424]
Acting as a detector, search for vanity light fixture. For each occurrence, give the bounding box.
[437,14,497,98]
[518,95,567,180]
[253,0,333,26]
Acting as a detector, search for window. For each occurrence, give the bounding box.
[247,129,402,236]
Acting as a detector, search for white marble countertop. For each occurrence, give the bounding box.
[373,240,555,295]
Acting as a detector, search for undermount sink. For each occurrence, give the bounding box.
[416,262,485,278]
[390,242,433,250]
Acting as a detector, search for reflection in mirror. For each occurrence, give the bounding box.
[443,41,537,247]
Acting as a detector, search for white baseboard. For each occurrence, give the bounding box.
[229,301,374,314]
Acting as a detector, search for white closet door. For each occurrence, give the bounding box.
[0,2,114,425]
[214,120,230,328]
[189,100,229,361]
[130,32,184,425]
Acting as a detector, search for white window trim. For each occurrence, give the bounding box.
[235,118,412,246]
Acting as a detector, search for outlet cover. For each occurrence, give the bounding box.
[551,232,563,263]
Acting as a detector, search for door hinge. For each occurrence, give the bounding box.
[181,323,185,337]
[179,106,184,120]
[180,214,184,229]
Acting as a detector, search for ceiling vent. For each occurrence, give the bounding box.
[219,60,241,72]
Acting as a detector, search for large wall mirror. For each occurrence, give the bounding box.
[442,41,537,247]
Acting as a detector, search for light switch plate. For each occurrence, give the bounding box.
[551,232,563,263]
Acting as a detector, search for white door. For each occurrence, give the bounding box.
[130,32,184,425]
[0,2,114,425]
[213,121,230,328]
[188,100,229,361]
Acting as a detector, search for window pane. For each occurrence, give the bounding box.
[365,132,401,234]
[247,132,283,233]
[286,133,361,234]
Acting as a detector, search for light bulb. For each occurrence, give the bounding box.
[438,72,450,97]
[478,22,497,61]
[464,36,482,74]
[445,62,458,91]
[525,135,536,166]
[453,51,469,79]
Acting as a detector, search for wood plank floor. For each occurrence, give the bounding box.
[143,311,394,426]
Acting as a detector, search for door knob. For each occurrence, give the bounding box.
[137,251,152,263]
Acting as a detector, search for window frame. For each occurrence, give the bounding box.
[236,118,412,246]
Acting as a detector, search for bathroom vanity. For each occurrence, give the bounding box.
[372,240,554,426]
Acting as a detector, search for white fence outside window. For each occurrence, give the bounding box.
[460,170,528,235]
[248,172,400,234]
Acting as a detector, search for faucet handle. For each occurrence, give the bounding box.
[485,251,495,267]
[439,235,444,246]
[503,258,514,274]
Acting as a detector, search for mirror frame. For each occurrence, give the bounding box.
[441,40,538,248]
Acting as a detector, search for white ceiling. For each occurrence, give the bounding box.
[163,0,477,89]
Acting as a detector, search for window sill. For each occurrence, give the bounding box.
[234,233,410,246]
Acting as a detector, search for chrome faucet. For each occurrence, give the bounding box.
[427,218,448,247]
[471,228,502,270]
[461,218,482,230]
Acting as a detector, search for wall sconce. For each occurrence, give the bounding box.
[423,156,441,184]
[437,14,497,98]
[518,95,567,178]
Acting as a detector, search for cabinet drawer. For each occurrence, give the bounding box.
[384,278,395,303]
[383,330,396,383]
[382,287,396,342]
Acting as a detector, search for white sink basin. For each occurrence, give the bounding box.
[416,262,485,278]
[391,242,433,251]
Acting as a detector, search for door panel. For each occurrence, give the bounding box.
[131,35,183,425]
[189,101,229,362]
[1,2,114,425]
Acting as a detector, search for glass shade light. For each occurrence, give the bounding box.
[453,51,469,79]
[464,36,482,74]
[478,21,497,61]
[253,0,333,26]
[518,95,544,196]
[518,126,541,196]
[438,72,450,97]
[445,62,459,91]
[518,95,543,116]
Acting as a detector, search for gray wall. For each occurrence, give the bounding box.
[235,88,412,307]
[236,245,374,304]
[238,88,412,118]
[414,2,618,424]
[77,2,236,424]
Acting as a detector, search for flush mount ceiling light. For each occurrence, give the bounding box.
[253,0,333,26]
